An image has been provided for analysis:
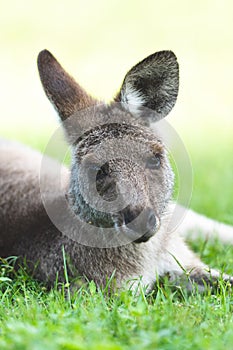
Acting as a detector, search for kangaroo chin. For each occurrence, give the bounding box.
[0,49,233,293]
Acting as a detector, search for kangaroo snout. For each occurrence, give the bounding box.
[115,206,158,243]
[128,207,158,243]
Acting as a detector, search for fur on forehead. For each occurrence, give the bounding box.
[73,122,164,160]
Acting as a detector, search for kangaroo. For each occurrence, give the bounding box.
[0,49,233,292]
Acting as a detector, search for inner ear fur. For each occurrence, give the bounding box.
[116,50,179,122]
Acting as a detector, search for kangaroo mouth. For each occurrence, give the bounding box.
[113,206,159,243]
[133,230,155,243]
[113,217,159,244]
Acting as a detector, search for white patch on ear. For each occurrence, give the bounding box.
[120,83,145,116]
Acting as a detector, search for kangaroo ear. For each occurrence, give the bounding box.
[116,51,179,122]
[37,50,96,121]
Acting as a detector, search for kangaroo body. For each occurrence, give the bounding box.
[0,50,232,291]
[0,139,215,290]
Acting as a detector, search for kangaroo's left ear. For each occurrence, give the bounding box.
[116,51,179,122]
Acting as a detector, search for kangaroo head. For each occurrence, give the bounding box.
[37,50,179,245]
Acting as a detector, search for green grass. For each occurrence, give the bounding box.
[189,143,233,225]
[1,239,233,350]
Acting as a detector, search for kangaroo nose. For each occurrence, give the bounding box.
[123,206,157,243]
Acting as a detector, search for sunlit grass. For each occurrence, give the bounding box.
[1,239,233,350]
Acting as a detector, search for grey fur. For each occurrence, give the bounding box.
[0,50,232,292]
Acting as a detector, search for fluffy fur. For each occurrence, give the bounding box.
[0,50,233,292]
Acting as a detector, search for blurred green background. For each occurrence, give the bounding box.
[1,0,233,221]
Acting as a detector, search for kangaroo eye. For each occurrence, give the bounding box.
[146,154,161,170]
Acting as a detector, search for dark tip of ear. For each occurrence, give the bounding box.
[37,49,62,76]
[38,49,53,59]
[37,49,66,93]
[38,49,55,67]
[37,49,97,122]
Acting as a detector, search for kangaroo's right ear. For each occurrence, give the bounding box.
[37,50,96,121]
[116,51,179,122]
